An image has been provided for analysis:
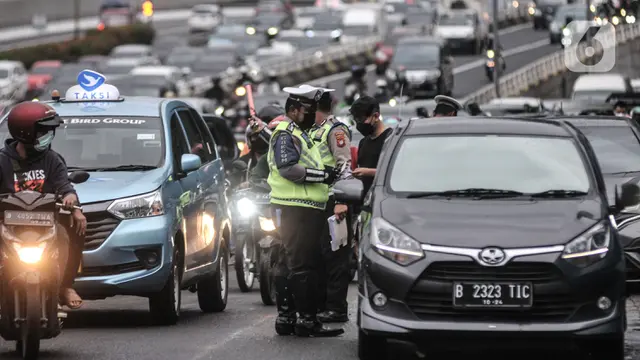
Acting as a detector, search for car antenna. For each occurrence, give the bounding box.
[398,83,405,119]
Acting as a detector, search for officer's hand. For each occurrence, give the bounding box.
[323,166,337,185]
[353,167,375,179]
[334,204,348,220]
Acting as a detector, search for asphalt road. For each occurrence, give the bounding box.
[315,24,562,101]
[0,276,637,359]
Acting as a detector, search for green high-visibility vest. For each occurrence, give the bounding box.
[310,118,350,168]
[267,120,328,210]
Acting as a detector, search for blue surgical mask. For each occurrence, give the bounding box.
[33,131,54,152]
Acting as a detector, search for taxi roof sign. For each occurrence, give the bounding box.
[65,69,121,102]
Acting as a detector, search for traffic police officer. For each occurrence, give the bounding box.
[267,85,344,338]
[433,95,463,117]
[307,85,353,323]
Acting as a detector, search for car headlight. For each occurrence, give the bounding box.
[259,216,276,231]
[237,197,256,217]
[562,28,571,37]
[370,217,424,266]
[267,27,278,35]
[562,222,610,267]
[13,242,46,264]
[385,68,396,80]
[107,189,164,219]
[246,26,256,35]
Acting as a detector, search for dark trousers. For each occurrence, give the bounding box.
[273,204,325,317]
[318,196,351,314]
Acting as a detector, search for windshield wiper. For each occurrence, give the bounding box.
[607,171,640,176]
[528,189,588,198]
[406,188,525,199]
[82,165,158,172]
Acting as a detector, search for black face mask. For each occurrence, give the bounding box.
[356,122,375,136]
[300,111,316,131]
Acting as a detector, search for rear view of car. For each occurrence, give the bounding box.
[188,4,222,33]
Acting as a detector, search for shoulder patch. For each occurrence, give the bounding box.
[335,131,346,148]
[313,127,326,141]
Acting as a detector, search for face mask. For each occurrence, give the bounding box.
[33,131,54,152]
[300,111,316,130]
[615,112,626,117]
[356,118,375,136]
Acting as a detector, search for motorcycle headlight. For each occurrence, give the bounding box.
[621,8,627,16]
[237,197,256,218]
[246,26,256,35]
[235,86,246,97]
[267,27,279,36]
[562,28,571,37]
[562,222,610,267]
[487,49,495,58]
[370,217,424,266]
[259,216,276,231]
[107,189,164,219]
[385,68,396,80]
[215,106,224,115]
[13,242,47,264]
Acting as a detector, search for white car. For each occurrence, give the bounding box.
[102,57,160,80]
[130,66,192,97]
[435,10,488,54]
[109,44,154,59]
[188,4,222,33]
[0,61,28,102]
[571,73,632,102]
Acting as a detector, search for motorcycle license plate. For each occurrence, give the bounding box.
[4,210,54,226]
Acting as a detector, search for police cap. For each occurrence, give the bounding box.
[282,84,334,106]
[435,95,462,111]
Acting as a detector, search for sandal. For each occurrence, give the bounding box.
[60,288,83,309]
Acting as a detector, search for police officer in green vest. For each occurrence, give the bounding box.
[308,87,354,324]
[267,85,344,338]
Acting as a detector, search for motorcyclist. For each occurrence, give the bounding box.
[631,106,640,124]
[0,102,87,309]
[250,115,285,186]
[257,70,282,94]
[344,65,368,94]
[234,105,285,186]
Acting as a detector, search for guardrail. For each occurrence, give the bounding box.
[462,22,640,104]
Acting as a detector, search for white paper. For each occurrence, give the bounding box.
[328,215,349,252]
[137,133,155,140]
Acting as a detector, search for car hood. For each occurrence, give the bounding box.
[436,25,474,38]
[28,74,53,83]
[73,168,169,204]
[380,197,601,248]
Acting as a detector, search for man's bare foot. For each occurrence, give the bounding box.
[60,288,83,309]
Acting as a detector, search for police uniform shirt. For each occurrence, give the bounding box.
[311,115,353,181]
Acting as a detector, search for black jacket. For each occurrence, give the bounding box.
[0,139,76,197]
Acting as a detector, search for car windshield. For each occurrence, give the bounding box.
[130,75,168,86]
[393,43,439,66]
[439,14,473,26]
[31,66,58,75]
[166,51,200,66]
[572,90,616,103]
[103,63,136,75]
[0,70,8,78]
[193,6,216,14]
[575,125,640,174]
[256,14,283,25]
[539,0,566,5]
[554,6,586,21]
[0,116,164,169]
[121,86,164,97]
[342,25,372,36]
[388,135,590,193]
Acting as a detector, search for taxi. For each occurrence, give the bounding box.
[0,70,232,325]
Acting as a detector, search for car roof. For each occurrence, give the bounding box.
[0,60,23,68]
[405,117,573,137]
[113,44,151,51]
[573,73,627,90]
[556,116,633,127]
[397,36,443,45]
[46,96,169,117]
[33,60,62,67]
[487,97,541,106]
[130,66,179,75]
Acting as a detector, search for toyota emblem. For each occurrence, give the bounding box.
[479,247,506,266]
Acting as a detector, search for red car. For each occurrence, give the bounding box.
[28,60,62,93]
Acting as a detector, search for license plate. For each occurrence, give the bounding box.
[453,282,533,308]
[4,210,54,226]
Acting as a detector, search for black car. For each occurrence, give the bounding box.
[532,0,567,29]
[351,116,636,359]
[561,116,640,289]
[386,36,454,98]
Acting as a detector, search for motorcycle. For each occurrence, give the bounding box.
[485,49,505,82]
[343,83,363,106]
[229,161,278,305]
[0,171,89,359]
[373,79,391,103]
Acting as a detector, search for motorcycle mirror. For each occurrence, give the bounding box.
[334,179,364,204]
[68,171,90,184]
[232,160,248,172]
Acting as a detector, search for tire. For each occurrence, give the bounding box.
[589,336,624,360]
[149,246,182,326]
[235,235,256,292]
[197,243,228,313]
[17,285,41,360]
[259,247,276,306]
[358,329,387,360]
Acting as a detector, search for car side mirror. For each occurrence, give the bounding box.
[232,159,248,172]
[181,154,201,174]
[615,183,640,212]
[333,179,363,204]
[68,171,90,184]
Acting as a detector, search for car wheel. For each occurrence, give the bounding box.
[358,329,387,360]
[149,245,182,325]
[589,336,624,360]
[197,242,229,313]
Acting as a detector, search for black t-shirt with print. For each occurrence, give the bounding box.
[357,128,392,198]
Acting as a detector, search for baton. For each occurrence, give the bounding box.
[244,83,256,118]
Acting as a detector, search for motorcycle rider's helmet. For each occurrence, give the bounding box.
[257,104,285,124]
[267,70,278,82]
[7,102,62,148]
[630,106,640,119]
[268,115,286,130]
[350,65,366,79]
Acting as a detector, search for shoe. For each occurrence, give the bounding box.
[275,315,297,335]
[294,316,345,337]
[317,310,348,323]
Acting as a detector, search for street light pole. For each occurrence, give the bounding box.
[493,0,501,97]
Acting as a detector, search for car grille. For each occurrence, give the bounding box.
[406,261,578,322]
[84,211,120,250]
[80,261,145,277]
